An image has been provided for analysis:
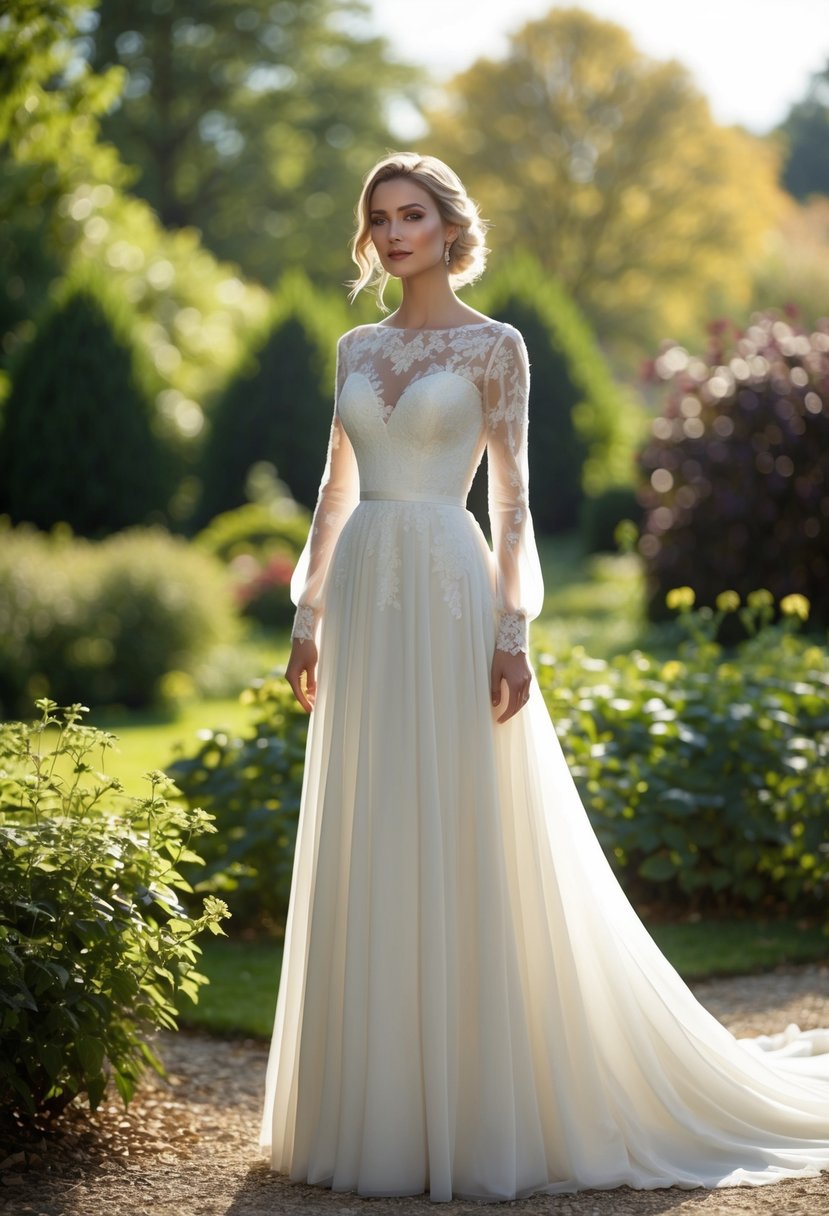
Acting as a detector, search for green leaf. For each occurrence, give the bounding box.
[638,854,679,882]
[76,1034,106,1078]
[40,1041,63,1081]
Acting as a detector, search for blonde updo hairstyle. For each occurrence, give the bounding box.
[348,152,490,310]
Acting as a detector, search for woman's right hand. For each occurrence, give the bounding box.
[285,637,318,713]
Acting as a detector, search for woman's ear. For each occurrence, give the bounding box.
[445,223,460,246]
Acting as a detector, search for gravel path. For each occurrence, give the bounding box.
[2,965,828,1216]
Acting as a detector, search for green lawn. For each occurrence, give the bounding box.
[178,918,829,1040]
[535,533,646,658]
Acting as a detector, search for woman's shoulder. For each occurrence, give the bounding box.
[337,316,523,343]
[337,322,380,345]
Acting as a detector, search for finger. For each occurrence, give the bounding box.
[497,683,521,723]
[498,680,531,723]
[286,668,313,714]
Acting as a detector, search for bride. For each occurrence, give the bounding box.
[258,151,829,1202]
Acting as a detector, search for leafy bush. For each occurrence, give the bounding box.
[0,269,175,537]
[639,311,829,623]
[0,521,240,716]
[0,699,230,1121]
[467,254,642,533]
[228,551,296,629]
[192,271,346,528]
[167,675,308,930]
[193,497,310,629]
[539,591,829,916]
[193,499,309,565]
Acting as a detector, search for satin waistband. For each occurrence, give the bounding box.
[360,489,466,508]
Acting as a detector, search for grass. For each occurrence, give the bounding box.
[85,694,267,792]
[647,918,828,983]
[178,917,829,1040]
[535,533,646,658]
[179,937,284,1039]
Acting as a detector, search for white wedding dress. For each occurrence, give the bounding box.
[258,319,829,1202]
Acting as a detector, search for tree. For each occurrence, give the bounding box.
[193,271,346,529]
[465,255,640,533]
[87,0,420,285]
[0,269,174,536]
[0,0,273,483]
[778,58,829,201]
[0,0,128,362]
[427,7,784,362]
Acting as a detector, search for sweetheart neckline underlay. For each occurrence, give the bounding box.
[341,369,482,426]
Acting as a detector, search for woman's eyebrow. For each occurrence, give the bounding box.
[369,203,427,214]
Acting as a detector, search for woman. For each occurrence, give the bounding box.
[259,152,829,1202]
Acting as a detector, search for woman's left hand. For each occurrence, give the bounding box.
[490,649,533,724]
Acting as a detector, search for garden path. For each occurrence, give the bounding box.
[2,965,828,1216]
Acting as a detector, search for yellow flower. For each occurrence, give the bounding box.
[747,588,773,609]
[780,593,810,621]
[666,586,695,612]
[715,590,740,613]
[661,660,685,681]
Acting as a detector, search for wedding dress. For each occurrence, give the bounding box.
[258,319,829,1202]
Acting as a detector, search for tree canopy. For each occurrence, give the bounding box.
[428,7,785,360]
[0,0,127,360]
[0,268,173,536]
[87,0,420,285]
[0,1,271,450]
[778,57,829,201]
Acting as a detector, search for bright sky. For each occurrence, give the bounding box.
[368,0,829,135]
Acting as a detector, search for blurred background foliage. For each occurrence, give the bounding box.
[0,0,826,636]
[427,8,788,366]
[0,2,827,929]
[87,0,419,286]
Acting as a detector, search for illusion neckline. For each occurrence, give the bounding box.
[374,320,499,334]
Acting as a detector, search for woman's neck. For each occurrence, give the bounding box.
[388,272,468,330]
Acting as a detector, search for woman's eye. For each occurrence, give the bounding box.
[405,213,423,221]
[370,217,385,226]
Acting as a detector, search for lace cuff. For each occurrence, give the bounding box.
[495,612,528,655]
[291,604,317,643]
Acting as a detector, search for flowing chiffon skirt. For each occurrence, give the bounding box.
[259,499,829,1202]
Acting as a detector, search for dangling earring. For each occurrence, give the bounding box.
[444,243,451,267]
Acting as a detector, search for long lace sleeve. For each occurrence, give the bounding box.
[483,327,544,655]
[289,338,360,642]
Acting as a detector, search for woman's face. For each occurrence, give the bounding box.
[369,178,457,279]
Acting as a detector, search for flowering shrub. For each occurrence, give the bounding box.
[229,551,295,628]
[193,500,310,629]
[0,700,230,1121]
[639,311,829,623]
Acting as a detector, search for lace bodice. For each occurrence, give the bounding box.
[290,320,544,654]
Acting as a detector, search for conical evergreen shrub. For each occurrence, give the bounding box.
[468,255,639,534]
[0,269,172,537]
[193,272,346,530]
